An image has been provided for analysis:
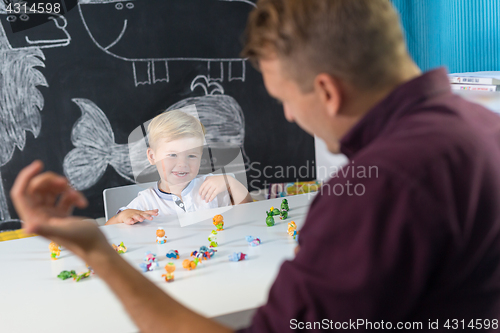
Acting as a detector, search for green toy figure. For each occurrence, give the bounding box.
[270,206,280,216]
[281,199,289,212]
[266,211,275,227]
[280,209,288,220]
[208,230,218,248]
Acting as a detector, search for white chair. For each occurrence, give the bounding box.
[103,181,157,222]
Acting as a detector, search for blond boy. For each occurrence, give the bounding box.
[106,110,252,225]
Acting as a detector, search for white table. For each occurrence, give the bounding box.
[0,193,315,332]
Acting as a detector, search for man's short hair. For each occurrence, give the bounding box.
[242,0,408,92]
[148,110,206,149]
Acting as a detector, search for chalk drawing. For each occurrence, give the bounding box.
[0,9,71,49]
[77,0,254,86]
[0,21,48,223]
[63,75,249,190]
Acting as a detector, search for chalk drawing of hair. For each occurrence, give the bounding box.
[0,23,47,223]
[77,0,254,86]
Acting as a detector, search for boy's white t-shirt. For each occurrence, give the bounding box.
[120,174,232,216]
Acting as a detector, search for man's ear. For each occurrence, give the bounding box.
[314,73,342,118]
[147,147,156,165]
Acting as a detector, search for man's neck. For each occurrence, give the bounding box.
[327,60,422,153]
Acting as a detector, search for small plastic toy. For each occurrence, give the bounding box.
[288,221,298,240]
[270,206,281,216]
[57,269,92,282]
[228,252,247,262]
[112,241,127,254]
[280,210,288,220]
[208,230,218,248]
[139,251,159,272]
[49,241,61,260]
[156,227,167,244]
[166,249,179,259]
[191,246,217,260]
[213,214,224,231]
[182,258,199,270]
[281,198,289,212]
[162,263,176,282]
[246,235,261,247]
[265,211,275,227]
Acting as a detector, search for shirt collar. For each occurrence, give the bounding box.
[340,67,451,158]
[153,179,197,201]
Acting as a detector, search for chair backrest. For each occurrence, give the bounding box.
[103,182,157,221]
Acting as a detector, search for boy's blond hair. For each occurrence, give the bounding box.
[147,110,206,149]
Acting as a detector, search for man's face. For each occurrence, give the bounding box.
[259,57,331,140]
[148,137,203,188]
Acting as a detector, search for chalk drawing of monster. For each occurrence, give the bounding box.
[78,0,255,86]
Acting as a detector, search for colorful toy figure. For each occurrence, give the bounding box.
[139,251,159,272]
[156,227,167,244]
[280,209,288,220]
[166,249,179,259]
[191,246,217,260]
[49,241,61,260]
[246,235,261,247]
[57,269,92,282]
[162,263,176,282]
[228,252,247,262]
[266,211,275,227]
[213,214,224,231]
[112,241,127,254]
[182,258,199,270]
[270,206,280,216]
[288,221,298,240]
[208,230,218,248]
[281,198,289,212]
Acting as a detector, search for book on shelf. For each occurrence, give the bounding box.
[451,84,499,92]
[449,71,500,85]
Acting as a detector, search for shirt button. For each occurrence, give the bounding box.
[179,203,184,207]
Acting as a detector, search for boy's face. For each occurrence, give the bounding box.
[147,136,203,188]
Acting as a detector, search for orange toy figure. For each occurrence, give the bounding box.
[156,227,167,244]
[287,221,298,239]
[213,214,224,231]
[182,258,199,270]
[49,242,61,260]
[162,263,176,282]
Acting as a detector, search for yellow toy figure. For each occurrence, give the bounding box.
[287,221,298,239]
[162,263,176,282]
[49,241,61,260]
[156,227,167,244]
[112,242,128,253]
[213,214,224,231]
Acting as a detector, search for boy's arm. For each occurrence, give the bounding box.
[105,209,158,225]
[226,177,253,204]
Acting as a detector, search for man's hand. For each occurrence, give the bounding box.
[199,175,229,203]
[10,161,110,260]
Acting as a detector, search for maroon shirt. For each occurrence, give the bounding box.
[239,68,500,332]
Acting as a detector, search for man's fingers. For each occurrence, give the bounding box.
[27,172,71,198]
[10,160,44,205]
[56,190,89,215]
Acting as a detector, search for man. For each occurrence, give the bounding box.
[11,0,500,332]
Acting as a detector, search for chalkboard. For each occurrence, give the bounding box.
[0,0,315,222]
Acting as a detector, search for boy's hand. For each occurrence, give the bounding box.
[117,209,159,225]
[199,175,229,203]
